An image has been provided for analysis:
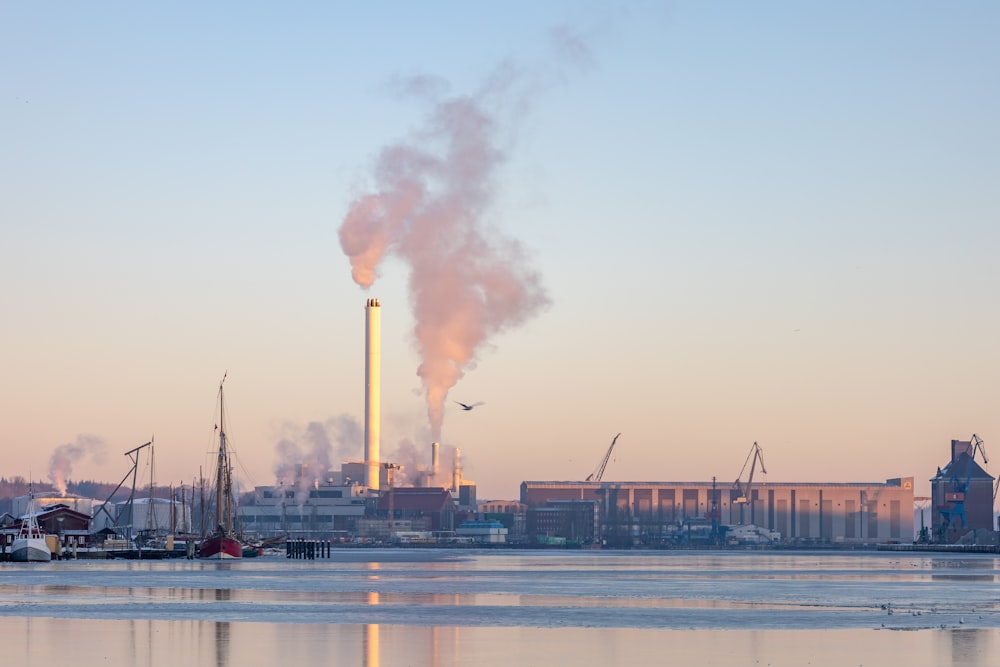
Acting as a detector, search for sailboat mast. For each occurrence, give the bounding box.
[216,381,226,531]
[148,439,156,534]
[198,472,205,536]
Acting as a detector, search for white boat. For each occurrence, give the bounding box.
[724,523,781,546]
[12,487,52,562]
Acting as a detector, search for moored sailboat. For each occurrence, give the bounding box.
[198,376,243,560]
[12,485,52,562]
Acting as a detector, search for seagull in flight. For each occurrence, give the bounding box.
[455,401,484,411]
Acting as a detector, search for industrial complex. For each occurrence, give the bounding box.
[237,297,1000,549]
[3,299,997,556]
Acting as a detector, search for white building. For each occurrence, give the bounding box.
[239,479,369,538]
[455,519,508,544]
[14,493,97,517]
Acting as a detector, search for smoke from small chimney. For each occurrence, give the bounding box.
[273,415,361,507]
[48,434,107,496]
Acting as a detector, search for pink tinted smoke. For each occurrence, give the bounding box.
[339,92,548,440]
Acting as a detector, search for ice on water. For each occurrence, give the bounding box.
[1,549,998,631]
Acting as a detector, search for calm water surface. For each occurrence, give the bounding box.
[1,549,998,666]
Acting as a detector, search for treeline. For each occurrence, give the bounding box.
[0,476,258,516]
[0,476,173,515]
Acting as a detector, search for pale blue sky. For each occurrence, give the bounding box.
[2,2,997,500]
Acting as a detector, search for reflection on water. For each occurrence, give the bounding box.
[366,591,379,667]
[2,550,1000,665]
[215,620,230,667]
[1,618,999,667]
[365,622,378,667]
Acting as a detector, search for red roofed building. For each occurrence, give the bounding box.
[377,487,457,532]
[38,503,92,554]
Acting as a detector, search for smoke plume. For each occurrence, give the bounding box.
[273,415,362,508]
[339,74,550,440]
[384,437,457,488]
[48,434,107,496]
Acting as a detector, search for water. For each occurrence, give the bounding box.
[2,549,998,666]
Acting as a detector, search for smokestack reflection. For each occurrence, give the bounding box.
[364,622,379,667]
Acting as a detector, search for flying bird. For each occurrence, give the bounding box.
[455,401,484,411]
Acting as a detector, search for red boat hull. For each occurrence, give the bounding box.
[198,535,243,560]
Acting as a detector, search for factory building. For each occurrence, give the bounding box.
[526,499,599,545]
[521,478,914,546]
[930,437,995,543]
[478,499,528,538]
[455,519,508,544]
[373,487,459,532]
[238,478,368,539]
[12,492,96,518]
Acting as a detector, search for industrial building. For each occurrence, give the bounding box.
[238,473,475,541]
[11,492,96,518]
[521,478,915,546]
[931,437,996,543]
[455,519,508,544]
[238,478,369,538]
[7,293,991,553]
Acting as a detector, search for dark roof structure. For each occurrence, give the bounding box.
[931,453,994,485]
[376,487,455,513]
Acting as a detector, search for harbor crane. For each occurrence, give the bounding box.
[93,439,153,542]
[732,441,766,525]
[586,433,621,482]
[940,434,988,532]
[383,462,402,533]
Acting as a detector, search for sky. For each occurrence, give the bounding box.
[2,2,998,502]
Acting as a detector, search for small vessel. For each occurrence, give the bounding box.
[241,543,262,558]
[12,486,52,562]
[199,375,243,560]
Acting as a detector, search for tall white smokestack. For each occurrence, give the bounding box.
[365,298,381,491]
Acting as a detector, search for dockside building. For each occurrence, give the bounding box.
[521,477,914,546]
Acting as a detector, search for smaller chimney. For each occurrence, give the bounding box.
[452,447,463,492]
[431,442,440,483]
[951,439,972,462]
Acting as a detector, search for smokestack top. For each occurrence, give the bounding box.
[366,298,380,307]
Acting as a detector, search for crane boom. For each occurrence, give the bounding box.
[383,462,402,533]
[942,434,989,531]
[733,441,766,504]
[731,441,766,526]
[586,433,621,482]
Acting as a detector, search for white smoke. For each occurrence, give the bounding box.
[48,434,107,496]
[273,415,362,508]
[339,75,551,442]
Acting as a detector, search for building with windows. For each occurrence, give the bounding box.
[456,519,508,544]
[931,438,995,543]
[521,477,914,546]
[526,499,599,545]
[238,479,369,539]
